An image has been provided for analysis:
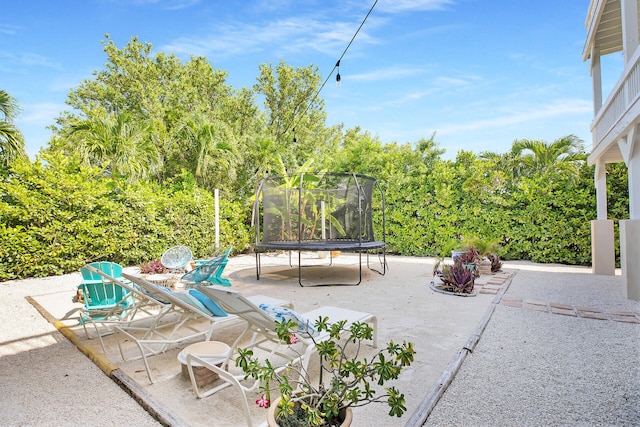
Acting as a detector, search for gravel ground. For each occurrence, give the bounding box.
[2,260,638,427]
[0,274,161,427]
[426,267,640,427]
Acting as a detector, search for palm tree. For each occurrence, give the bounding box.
[510,134,586,179]
[0,90,27,166]
[68,111,161,181]
[176,112,239,190]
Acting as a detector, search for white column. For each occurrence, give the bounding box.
[622,0,640,65]
[591,220,616,275]
[620,219,640,300]
[214,189,220,250]
[591,46,602,114]
[591,159,615,275]
[619,127,640,299]
[628,145,640,220]
[595,160,608,219]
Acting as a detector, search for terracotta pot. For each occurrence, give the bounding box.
[478,259,492,275]
[266,397,353,426]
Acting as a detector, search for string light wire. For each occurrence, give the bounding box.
[281,0,379,140]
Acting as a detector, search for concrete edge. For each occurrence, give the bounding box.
[404,270,517,427]
[25,295,189,427]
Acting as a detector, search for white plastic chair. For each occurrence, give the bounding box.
[120,273,290,384]
[186,285,377,427]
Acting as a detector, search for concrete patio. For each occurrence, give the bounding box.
[1,253,638,426]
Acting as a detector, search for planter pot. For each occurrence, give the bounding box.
[267,397,353,427]
[432,273,444,286]
[451,250,465,261]
[462,263,475,272]
[478,259,492,276]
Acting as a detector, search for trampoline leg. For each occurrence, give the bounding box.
[366,248,387,276]
[298,250,303,287]
[255,252,261,280]
[298,250,363,287]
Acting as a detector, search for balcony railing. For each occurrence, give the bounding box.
[592,47,640,152]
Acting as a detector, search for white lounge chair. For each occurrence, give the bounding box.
[120,273,290,384]
[186,285,377,427]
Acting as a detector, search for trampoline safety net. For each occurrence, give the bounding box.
[254,172,384,247]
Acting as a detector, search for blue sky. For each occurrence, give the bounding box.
[1,0,618,159]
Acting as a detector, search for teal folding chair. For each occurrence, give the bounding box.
[182,257,231,288]
[190,246,232,287]
[78,262,134,351]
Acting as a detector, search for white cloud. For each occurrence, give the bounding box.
[376,0,455,13]
[16,103,66,157]
[0,24,19,35]
[104,0,200,10]
[0,52,61,69]
[161,14,381,59]
[436,99,593,135]
[349,66,425,81]
[19,102,66,124]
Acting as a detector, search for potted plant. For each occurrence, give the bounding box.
[139,259,177,288]
[237,317,415,426]
[462,237,502,275]
[489,253,503,273]
[139,259,169,275]
[433,256,476,295]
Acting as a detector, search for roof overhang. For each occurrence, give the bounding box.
[583,0,625,61]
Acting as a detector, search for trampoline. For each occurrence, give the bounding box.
[253,172,386,286]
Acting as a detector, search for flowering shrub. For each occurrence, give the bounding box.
[237,317,415,426]
[139,259,168,274]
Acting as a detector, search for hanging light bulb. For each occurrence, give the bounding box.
[335,60,341,88]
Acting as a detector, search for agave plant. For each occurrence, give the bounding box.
[434,258,475,294]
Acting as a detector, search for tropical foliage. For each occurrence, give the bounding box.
[0,90,27,167]
[0,35,632,280]
[0,153,250,280]
[238,317,415,426]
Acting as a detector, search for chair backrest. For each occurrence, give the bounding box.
[161,245,193,270]
[213,247,232,279]
[83,265,163,306]
[182,257,226,284]
[122,273,216,319]
[81,261,124,281]
[80,262,127,308]
[194,286,277,331]
[194,246,232,267]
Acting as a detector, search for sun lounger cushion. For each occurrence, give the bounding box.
[171,291,212,315]
[133,277,228,317]
[137,283,173,304]
[259,304,315,335]
[188,289,228,317]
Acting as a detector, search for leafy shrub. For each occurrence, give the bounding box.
[0,155,251,280]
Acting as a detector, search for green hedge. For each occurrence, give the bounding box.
[0,154,250,280]
[0,149,629,281]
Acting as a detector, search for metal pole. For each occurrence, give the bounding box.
[215,188,220,250]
